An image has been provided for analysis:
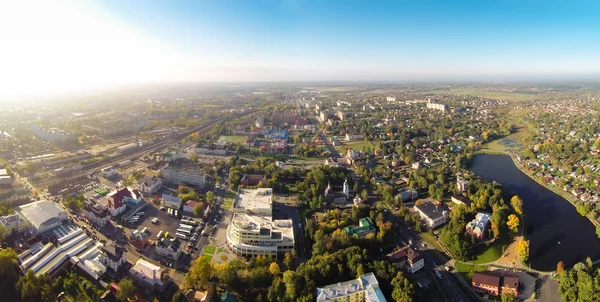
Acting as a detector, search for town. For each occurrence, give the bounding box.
[0,82,599,302]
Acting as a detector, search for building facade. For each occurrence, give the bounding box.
[316,272,387,302]
[83,203,110,227]
[99,243,127,272]
[413,200,448,228]
[161,159,206,187]
[156,237,182,260]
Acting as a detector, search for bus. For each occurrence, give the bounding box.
[156,230,164,239]
[181,219,198,226]
[176,233,188,240]
[176,228,191,235]
[141,227,148,233]
[137,212,145,216]
[178,224,193,230]
[164,232,169,238]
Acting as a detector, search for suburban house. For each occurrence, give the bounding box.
[240,174,267,186]
[466,212,492,241]
[137,176,162,194]
[413,200,449,228]
[129,259,167,292]
[343,218,376,238]
[156,237,182,260]
[103,187,143,217]
[83,202,110,227]
[472,272,519,297]
[99,243,127,272]
[386,246,425,273]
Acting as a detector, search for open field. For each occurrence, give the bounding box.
[482,112,533,152]
[420,233,447,256]
[220,135,246,144]
[421,89,538,102]
[469,235,512,264]
[335,140,374,153]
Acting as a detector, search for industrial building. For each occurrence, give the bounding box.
[18,200,69,235]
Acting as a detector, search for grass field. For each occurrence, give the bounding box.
[455,262,489,282]
[220,135,246,144]
[217,247,223,254]
[223,191,235,209]
[335,140,374,153]
[420,233,447,257]
[469,235,512,264]
[204,245,216,255]
[421,89,537,102]
[482,112,533,152]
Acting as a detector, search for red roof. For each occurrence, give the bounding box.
[108,187,141,210]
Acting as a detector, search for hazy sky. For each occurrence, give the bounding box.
[1,0,600,98]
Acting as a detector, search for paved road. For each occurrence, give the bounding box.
[385,210,479,302]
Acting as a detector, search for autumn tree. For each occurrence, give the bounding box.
[117,279,136,302]
[557,261,565,274]
[506,214,520,234]
[269,262,280,276]
[501,293,518,302]
[516,239,529,263]
[510,195,523,215]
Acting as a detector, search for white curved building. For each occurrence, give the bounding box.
[226,189,294,256]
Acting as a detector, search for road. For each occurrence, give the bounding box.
[384,209,481,302]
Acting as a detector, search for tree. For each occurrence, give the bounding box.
[269,262,280,276]
[206,191,215,204]
[391,272,414,302]
[501,293,518,302]
[194,203,205,217]
[0,224,5,242]
[506,214,520,234]
[186,257,213,290]
[510,195,523,215]
[557,261,565,274]
[172,291,184,302]
[117,279,136,302]
[284,251,296,270]
[209,282,220,302]
[516,239,529,263]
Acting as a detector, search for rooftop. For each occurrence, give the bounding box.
[18,200,67,231]
[472,272,501,287]
[231,213,294,244]
[235,188,273,212]
[0,212,25,227]
[414,200,448,220]
[101,243,125,262]
[316,272,385,301]
[129,258,163,286]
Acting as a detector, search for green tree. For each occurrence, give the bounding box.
[209,282,220,302]
[194,203,205,217]
[206,191,215,204]
[172,291,184,302]
[501,293,518,302]
[391,272,414,302]
[117,279,136,302]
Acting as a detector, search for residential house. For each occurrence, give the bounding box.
[466,212,492,241]
[240,174,267,186]
[103,187,143,217]
[83,202,110,227]
[387,246,425,273]
[130,229,150,248]
[156,237,182,260]
[137,176,162,194]
[343,218,376,238]
[472,272,519,297]
[413,200,448,228]
[129,259,167,292]
[0,212,28,236]
[99,243,127,272]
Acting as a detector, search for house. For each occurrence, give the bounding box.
[324,180,350,206]
[183,200,200,214]
[413,200,448,228]
[240,174,267,186]
[343,217,376,238]
[156,237,182,260]
[103,187,143,216]
[130,229,150,248]
[451,194,472,207]
[162,190,183,210]
[387,246,425,273]
[83,202,110,227]
[472,272,519,297]
[316,272,387,302]
[137,176,162,194]
[466,212,492,241]
[99,243,127,272]
[457,176,469,192]
[0,212,28,236]
[129,259,167,292]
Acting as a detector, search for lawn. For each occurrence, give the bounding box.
[217,247,223,254]
[469,235,512,264]
[420,233,447,257]
[223,191,235,209]
[420,89,537,102]
[482,112,533,152]
[335,140,374,153]
[455,262,489,282]
[204,245,216,255]
[220,135,246,144]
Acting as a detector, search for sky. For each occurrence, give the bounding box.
[1,0,600,98]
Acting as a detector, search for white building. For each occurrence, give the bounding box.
[156,237,182,260]
[345,133,364,141]
[83,203,110,227]
[226,188,294,256]
[0,168,11,186]
[386,96,396,102]
[31,126,76,142]
[0,212,28,236]
[101,167,118,178]
[426,100,446,111]
[18,200,68,234]
[162,191,183,210]
[414,200,449,228]
[196,144,227,156]
[117,142,139,154]
[316,272,387,302]
[137,176,162,194]
[99,243,127,272]
[129,259,166,292]
[161,159,206,187]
